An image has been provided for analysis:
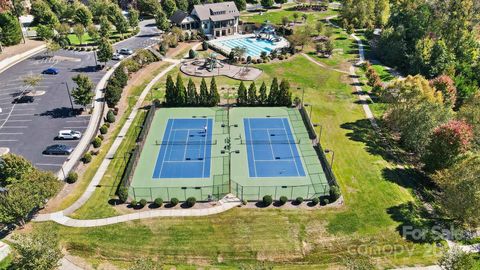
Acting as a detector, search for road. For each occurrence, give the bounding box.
[0,19,160,172]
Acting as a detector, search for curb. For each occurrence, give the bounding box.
[0,44,46,75]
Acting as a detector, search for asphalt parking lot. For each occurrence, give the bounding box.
[0,19,159,173]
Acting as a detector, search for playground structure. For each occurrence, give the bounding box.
[180,57,262,81]
[254,21,281,42]
[204,53,224,72]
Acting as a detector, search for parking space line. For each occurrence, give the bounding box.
[0,126,28,128]
[63,126,88,129]
[35,163,63,167]
[11,113,34,116]
[8,120,32,122]
[0,132,23,135]
[42,155,70,158]
[0,139,18,142]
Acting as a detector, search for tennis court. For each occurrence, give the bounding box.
[152,118,214,179]
[243,118,306,177]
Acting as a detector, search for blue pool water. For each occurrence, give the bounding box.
[213,37,279,57]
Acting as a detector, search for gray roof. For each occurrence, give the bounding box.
[192,2,239,21]
[170,10,189,25]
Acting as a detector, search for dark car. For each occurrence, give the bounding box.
[12,95,34,104]
[43,144,74,155]
[42,67,59,75]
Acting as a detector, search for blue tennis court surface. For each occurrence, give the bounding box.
[152,118,213,178]
[243,118,306,177]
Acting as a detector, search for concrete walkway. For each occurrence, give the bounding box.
[0,40,46,74]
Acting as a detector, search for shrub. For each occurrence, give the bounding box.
[262,195,273,206]
[92,137,102,148]
[246,56,252,63]
[321,198,330,206]
[104,122,110,128]
[279,196,288,205]
[257,58,263,64]
[130,200,137,207]
[170,197,179,206]
[82,153,92,163]
[311,197,319,205]
[188,49,197,59]
[100,125,108,134]
[154,197,163,207]
[153,98,162,107]
[106,110,116,123]
[65,172,78,184]
[242,199,248,205]
[202,40,208,50]
[118,186,128,203]
[139,199,147,208]
[186,197,196,207]
[295,197,304,204]
[98,134,104,140]
[278,55,284,60]
[329,186,341,201]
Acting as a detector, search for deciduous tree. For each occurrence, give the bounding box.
[97,38,113,65]
[71,74,94,108]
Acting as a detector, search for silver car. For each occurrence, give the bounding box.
[118,48,133,55]
[57,130,82,140]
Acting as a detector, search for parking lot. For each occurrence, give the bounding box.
[0,19,159,173]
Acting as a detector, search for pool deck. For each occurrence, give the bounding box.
[208,34,289,58]
[180,59,263,81]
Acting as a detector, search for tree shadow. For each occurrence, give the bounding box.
[71,65,98,73]
[39,107,82,118]
[387,202,444,243]
[382,167,436,201]
[340,119,406,164]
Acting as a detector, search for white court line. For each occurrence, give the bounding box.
[163,160,203,163]
[158,119,175,177]
[182,129,191,161]
[201,119,209,177]
[281,119,301,176]
[247,119,258,177]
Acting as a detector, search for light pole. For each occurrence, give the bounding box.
[304,103,313,119]
[324,149,335,168]
[65,82,75,114]
[313,123,323,142]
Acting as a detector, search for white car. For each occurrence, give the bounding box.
[57,130,82,140]
[118,48,133,55]
[112,53,124,60]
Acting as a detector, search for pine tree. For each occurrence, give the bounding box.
[176,74,186,105]
[209,77,220,106]
[165,74,176,106]
[247,81,257,105]
[199,78,209,106]
[237,81,247,105]
[258,81,268,105]
[279,79,292,106]
[268,78,279,105]
[186,79,197,106]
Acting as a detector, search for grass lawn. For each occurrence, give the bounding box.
[67,30,134,46]
[33,55,438,268]
[241,8,336,26]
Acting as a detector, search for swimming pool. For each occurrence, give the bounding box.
[209,35,288,58]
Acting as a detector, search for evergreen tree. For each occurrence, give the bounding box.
[186,78,198,105]
[199,78,209,106]
[0,12,22,46]
[237,81,247,105]
[247,81,257,105]
[258,81,268,105]
[175,0,188,11]
[279,79,292,106]
[165,74,176,106]
[268,78,279,105]
[155,10,170,32]
[162,0,177,17]
[176,74,186,105]
[209,77,220,106]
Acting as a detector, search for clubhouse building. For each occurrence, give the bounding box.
[170,2,240,37]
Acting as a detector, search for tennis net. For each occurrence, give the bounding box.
[155,139,217,145]
[240,139,301,145]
